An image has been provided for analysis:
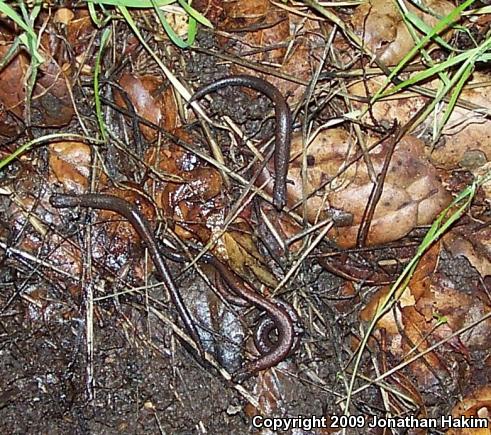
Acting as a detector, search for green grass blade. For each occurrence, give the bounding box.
[371,0,475,104]
[88,2,105,27]
[0,134,103,170]
[434,62,474,141]
[0,36,21,73]
[176,0,212,28]
[403,8,456,51]
[381,50,471,97]
[187,16,197,45]
[94,27,112,142]
[86,0,175,7]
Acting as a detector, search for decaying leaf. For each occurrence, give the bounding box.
[49,141,92,192]
[145,132,277,286]
[444,226,491,279]
[116,73,178,141]
[0,16,75,133]
[65,9,96,59]
[213,0,324,101]
[159,166,224,242]
[33,26,75,127]
[260,130,451,247]
[447,385,491,435]
[0,23,29,137]
[217,230,277,288]
[351,0,456,65]
[361,240,491,389]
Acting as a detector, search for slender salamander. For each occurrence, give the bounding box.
[49,193,203,355]
[163,247,297,380]
[189,75,292,210]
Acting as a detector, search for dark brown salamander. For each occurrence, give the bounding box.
[254,299,302,357]
[201,255,295,380]
[189,75,292,210]
[162,247,297,380]
[49,193,203,355]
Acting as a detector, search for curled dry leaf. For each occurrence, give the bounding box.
[447,385,491,435]
[260,130,451,247]
[351,0,456,65]
[116,73,178,141]
[48,141,92,193]
[348,73,491,170]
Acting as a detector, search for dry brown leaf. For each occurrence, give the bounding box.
[217,230,277,288]
[351,0,456,65]
[444,226,491,279]
[361,241,491,389]
[360,244,451,387]
[447,385,491,435]
[65,9,96,58]
[116,73,178,141]
[260,130,451,247]
[0,24,29,136]
[192,0,224,25]
[49,141,91,192]
[214,0,324,101]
